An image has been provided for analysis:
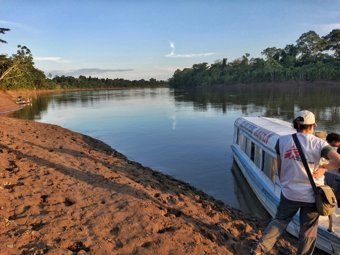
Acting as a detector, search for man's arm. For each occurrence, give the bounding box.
[323,150,340,169]
[313,149,340,178]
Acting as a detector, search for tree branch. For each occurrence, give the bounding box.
[0,63,18,81]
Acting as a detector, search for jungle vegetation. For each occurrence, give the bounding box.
[169,30,340,88]
[0,28,165,90]
[51,75,165,89]
[2,28,340,90]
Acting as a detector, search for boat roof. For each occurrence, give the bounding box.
[235,117,296,151]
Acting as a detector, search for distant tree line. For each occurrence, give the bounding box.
[169,30,340,88]
[51,75,166,89]
[0,28,166,90]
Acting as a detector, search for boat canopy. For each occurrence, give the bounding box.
[235,117,296,151]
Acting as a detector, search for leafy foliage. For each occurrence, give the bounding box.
[51,75,166,89]
[169,30,340,88]
[0,45,47,89]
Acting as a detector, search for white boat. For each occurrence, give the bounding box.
[231,116,340,255]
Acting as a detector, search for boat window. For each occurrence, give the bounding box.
[262,152,276,182]
[246,139,252,158]
[238,133,246,152]
[235,128,239,144]
[237,131,242,146]
[254,146,262,168]
[250,142,255,161]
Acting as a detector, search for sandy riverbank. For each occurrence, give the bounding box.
[0,91,24,114]
[0,92,326,254]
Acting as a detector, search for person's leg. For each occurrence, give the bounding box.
[257,195,299,253]
[297,203,319,255]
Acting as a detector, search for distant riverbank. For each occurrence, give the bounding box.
[0,90,327,254]
[0,87,165,114]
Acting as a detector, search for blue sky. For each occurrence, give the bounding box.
[1,0,339,80]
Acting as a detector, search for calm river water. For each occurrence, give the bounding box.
[12,84,340,218]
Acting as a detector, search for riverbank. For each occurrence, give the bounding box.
[0,91,24,114]
[0,92,325,254]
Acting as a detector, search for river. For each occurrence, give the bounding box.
[11,83,340,218]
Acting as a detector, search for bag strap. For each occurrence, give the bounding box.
[292,133,318,195]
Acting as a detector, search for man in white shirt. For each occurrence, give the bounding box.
[252,110,340,255]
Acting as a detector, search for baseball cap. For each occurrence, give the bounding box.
[294,110,316,125]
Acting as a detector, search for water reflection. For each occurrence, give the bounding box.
[13,84,340,132]
[11,94,52,120]
[231,162,270,218]
[173,83,340,131]
[11,89,170,120]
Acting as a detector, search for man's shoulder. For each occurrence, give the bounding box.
[278,134,293,142]
[306,134,328,145]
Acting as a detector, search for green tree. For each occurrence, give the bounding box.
[0,45,33,83]
[296,31,324,63]
[323,29,340,59]
[261,47,282,62]
[0,45,46,89]
[280,44,298,68]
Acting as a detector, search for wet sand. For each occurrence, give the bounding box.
[0,91,325,254]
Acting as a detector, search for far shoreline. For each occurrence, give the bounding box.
[0,86,167,115]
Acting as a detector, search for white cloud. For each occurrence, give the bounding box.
[151,66,186,80]
[169,41,176,56]
[34,56,70,63]
[165,41,215,58]
[47,68,134,77]
[319,23,340,33]
[155,66,181,72]
[0,20,39,33]
[35,57,61,61]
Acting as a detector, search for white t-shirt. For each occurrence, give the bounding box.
[277,133,331,203]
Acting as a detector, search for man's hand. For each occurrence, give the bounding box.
[313,165,327,178]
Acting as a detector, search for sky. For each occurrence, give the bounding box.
[1,0,340,80]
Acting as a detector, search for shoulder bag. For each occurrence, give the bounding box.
[292,133,336,216]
